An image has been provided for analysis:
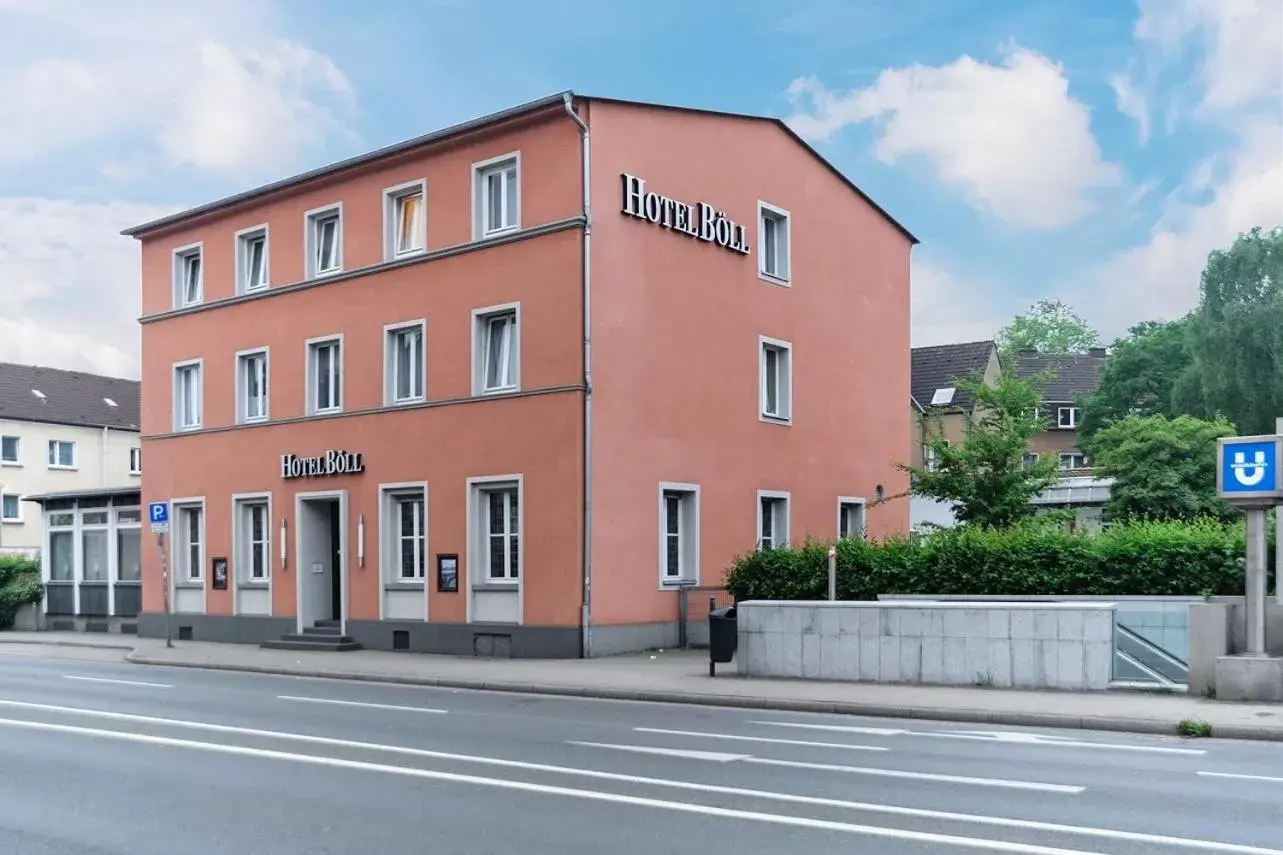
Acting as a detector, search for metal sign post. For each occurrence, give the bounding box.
[149,502,173,649]
[1216,435,1283,655]
[827,546,837,602]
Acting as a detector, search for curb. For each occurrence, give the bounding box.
[123,651,1283,743]
[0,637,137,652]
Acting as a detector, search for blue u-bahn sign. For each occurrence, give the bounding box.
[1217,435,1283,504]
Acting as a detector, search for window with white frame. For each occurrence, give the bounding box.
[396,492,425,581]
[47,440,75,469]
[1,493,20,522]
[1021,452,1039,469]
[116,509,141,582]
[308,338,342,414]
[174,361,202,430]
[838,500,865,540]
[237,226,269,293]
[474,307,518,394]
[759,337,792,422]
[386,182,426,258]
[173,244,203,307]
[175,504,203,582]
[758,492,790,550]
[386,323,425,405]
[1059,452,1089,470]
[758,202,791,283]
[1057,406,1080,429]
[1,435,19,465]
[659,484,699,585]
[236,499,270,583]
[474,155,519,238]
[129,447,141,475]
[237,349,269,423]
[82,508,109,582]
[48,512,74,581]
[923,438,949,472]
[483,485,519,581]
[306,206,342,277]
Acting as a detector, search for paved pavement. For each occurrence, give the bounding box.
[0,647,1282,854]
[3,631,1283,741]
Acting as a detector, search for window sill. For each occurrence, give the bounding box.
[1,519,21,525]
[660,578,698,590]
[311,267,343,279]
[478,386,519,397]
[116,579,142,585]
[176,301,204,310]
[238,581,270,589]
[240,416,269,426]
[390,396,425,407]
[241,284,270,296]
[129,471,142,477]
[479,226,519,241]
[384,582,425,591]
[757,271,791,288]
[47,465,79,471]
[310,407,342,417]
[473,581,519,592]
[175,581,204,589]
[176,425,202,433]
[391,248,427,262]
[0,461,21,468]
[759,413,792,427]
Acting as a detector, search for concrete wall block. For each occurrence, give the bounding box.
[1010,610,1035,640]
[943,635,967,684]
[943,608,967,639]
[1057,640,1086,690]
[988,640,1013,688]
[924,609,945,637]
[920,636,945,684]
[987,609,1010,640]
[879,637,902,681]
[1057,609,1084,640]
[858,608,881,637]
[964,636,989,684]
[1036,639,1057,687]
[859,635,881,681]
[880,609,901,637]
[1033,610,1058,640]
[898,608,923,638]
[964,609,989,638]
[780,633,803,676]
[799,606,819,635]
[1011,640,1036,687]
[835,633,861,680]
[1084,640,1112,689]
[899,637,922,683]
[1188,602,1233,696]
[1083,611,1113,643]
[818,607,841,637]
[801,632,822,679]
[738,606,761,633]
[839,606,863,636]
[760,606,786,635]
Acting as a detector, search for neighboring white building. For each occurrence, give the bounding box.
[0,363,140,557]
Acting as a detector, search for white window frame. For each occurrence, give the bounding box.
[470,477,522,585]
[173,500,205,584]
[232,493,272,585]
[381,483,428,585]
[383,320,427,406]
[1021,452,1040,469]
[305,335,344,415]
[657,482,700,588]
[47,439,77,470]
[471,151,521,240]
[172,358,203,432]
[756,490,791,550]
[234,223,270,294]
[172,241,204,308]
[1,492,22,523]
[837,496,866,541]
[1059,452,1089,470]
[1,435,20,466]
[304,203,343,279]
[235,347,270,424]
[923,438,950,472]
[759,335,793,424]
[757,200,792,285]
[471,302,521,396]
[1057,406,1080,429]
[129,447,141,475]
[383,179,428,260]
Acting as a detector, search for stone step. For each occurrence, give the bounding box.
[260,639,363,652]
[278,632,358,645]
[304,625,343,636]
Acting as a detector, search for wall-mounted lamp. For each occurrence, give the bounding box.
[280,517,289,571]
[357,513,366,568]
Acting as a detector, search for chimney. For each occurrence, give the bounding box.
[1088,347,1107,358]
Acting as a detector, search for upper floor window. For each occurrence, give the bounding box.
[237,348,270,423]
[385,181,427,259]
[236,225,269,293]
[757,201,791,284]
[174,360,203,431]
[0,435,19,465]
[385,322,425,405]
[473,153,519,239]
[129,447,141,475]
[759,336,793,423]
[473,304,519,395]
[1021,452,1039,469]
[1060,452,1089,470]
[47,440,76,469]
[306,205,342,278]
[1057,407,1080,429]
[307,337,343,414]
[173,243,203,307]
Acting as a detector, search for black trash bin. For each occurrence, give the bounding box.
[708,605,737,676]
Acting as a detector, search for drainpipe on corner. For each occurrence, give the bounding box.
[563,93,593,659]
[101,425,109,485]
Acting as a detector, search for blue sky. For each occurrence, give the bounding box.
[1,0,1279,377]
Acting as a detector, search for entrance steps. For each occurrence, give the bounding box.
[261,619,362,652]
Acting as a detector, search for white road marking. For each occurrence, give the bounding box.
[921,729,1207,755]
[746,720,906,736]
[1199,771,1283,784]
[570,741,748,762]
[0,699,1271,853]
[746,756,1085,794]
[276,695,447,714]
[633,727,888,752]
[0,715,1117,855]
[62,675,172,689]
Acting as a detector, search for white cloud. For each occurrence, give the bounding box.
[1109,69,1151,144]
[911,258,1016,347]
[786,44,1121,229]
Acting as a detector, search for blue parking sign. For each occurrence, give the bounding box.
[148,501,170,532]
[1217,436,1283,502]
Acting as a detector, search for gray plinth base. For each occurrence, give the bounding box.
[1215,654,1283,702]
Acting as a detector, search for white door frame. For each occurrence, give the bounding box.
[293,489,348,634]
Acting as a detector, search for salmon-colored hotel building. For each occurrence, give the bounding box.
[125,92,916,657]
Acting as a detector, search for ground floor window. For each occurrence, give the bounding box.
[481,485,519,581]
[235,498,270,583]
[757,491,790,550]
[175,503,203,582]
[659,483,699,585]
[838,499,866,540]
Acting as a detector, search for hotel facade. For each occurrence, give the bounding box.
[126,92,916,657]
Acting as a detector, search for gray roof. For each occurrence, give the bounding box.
[122,91,917,245]
[1010,350,1106,403]
[911,341,996,410]
[22,486,142,505]
[0,363,140,431]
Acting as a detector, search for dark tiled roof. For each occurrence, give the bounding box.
[1009,351,1106,403]
[0,363,140,431]
[911,341,996,410]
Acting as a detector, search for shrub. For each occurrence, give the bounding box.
[723,518,1249,602]
[0,555,43,630]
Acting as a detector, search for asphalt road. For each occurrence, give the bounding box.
[0,649,1281,854]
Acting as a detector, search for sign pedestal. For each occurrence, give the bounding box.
[1245,507,1268,656]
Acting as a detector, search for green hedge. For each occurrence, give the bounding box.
[724,519,1255,602]
[0,555,43,630]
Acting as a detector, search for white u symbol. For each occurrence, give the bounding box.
[1231,451,1268,487]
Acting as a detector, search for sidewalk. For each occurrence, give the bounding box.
[4,630,1283,741]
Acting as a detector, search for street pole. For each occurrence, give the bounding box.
[1246,507,1268,655]
[827,546,837,602]
[1275,416,1283,605]
[158,532,172,648]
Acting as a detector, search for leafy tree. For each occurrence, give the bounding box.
[1078,317,1194,440]
[997,299,1101,357]
[1081,414,1237,522]
[1173,227,1283,435]
[901,372,1061,528]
